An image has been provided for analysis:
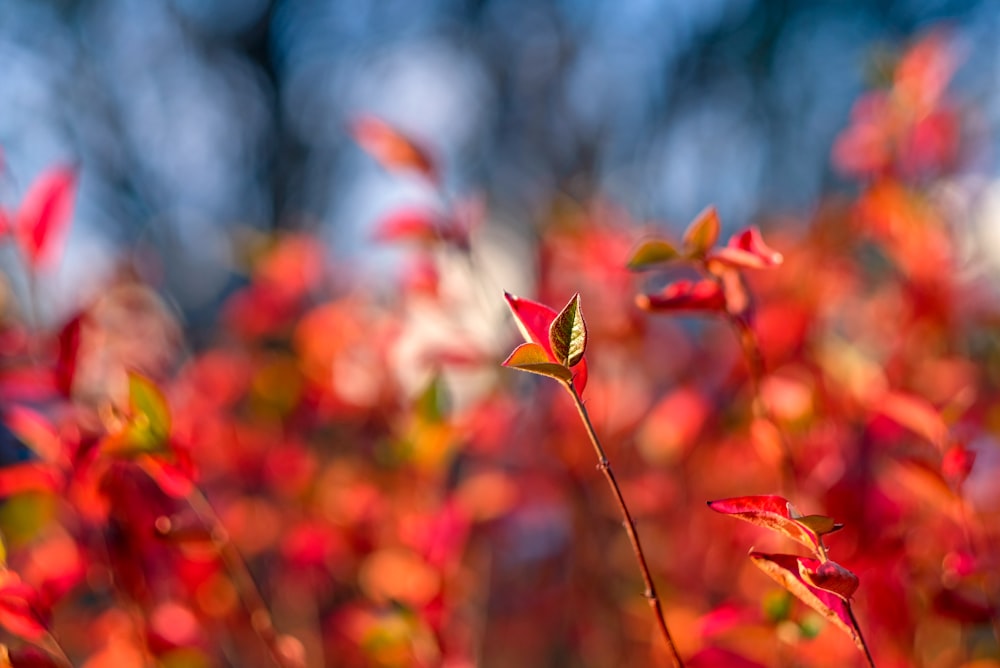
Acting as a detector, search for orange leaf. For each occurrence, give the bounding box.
[350,116,437,181]
[501,342,572,383]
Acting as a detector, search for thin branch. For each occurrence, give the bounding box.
[846,602,877,668]
[729,314,796,496]
[185,488,300,668]
[563,382,685,667]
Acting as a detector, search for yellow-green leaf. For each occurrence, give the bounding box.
[124,372,172,454]
[501,343,572,383]
[548,293,587,367]
[796,514,844,537]
[626,239,680,271]
[682,206,720,257]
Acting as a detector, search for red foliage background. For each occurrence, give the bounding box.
[0,30,997,668]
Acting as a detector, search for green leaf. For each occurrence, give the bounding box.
[682,206,720,257]
[124,372,172,454]
[415,375,447,423]
[626,239,680,271]
[796,514,844,537]
[501,343,572,383]
[548,293,587,367]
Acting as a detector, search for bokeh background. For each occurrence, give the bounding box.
[3,0,1000,323]
[2,3,1000,667]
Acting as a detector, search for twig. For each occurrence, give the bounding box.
[729,314,796,496]
[846,602,877,668]
[185,488,299,668]
[563,381,684,667]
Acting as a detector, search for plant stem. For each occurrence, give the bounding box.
[845,602,877,668]
[38,631,73,668]
[729,314,796,496]
[563,382,684,667]
[186,488,299,668]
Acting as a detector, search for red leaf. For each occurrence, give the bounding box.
[941,442,976,486]
[749,552,865,655]
[3,405,63,463]
[707,495,837,558]
[15,165,78,270]
[688,647,767,668]
[0,571,45,642]
[350,115,437,182]
[0,463,62,498]
[799,559,860,600]
[372,208,467,248]
[503,292,588,393]
[932,587,996,623]
[708,226,784,270]
[635,279,726,313]
[872,391,948,448]
[55,314,83,397]
[138,455,194,500]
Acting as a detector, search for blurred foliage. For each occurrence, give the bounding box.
[0,8,998,668]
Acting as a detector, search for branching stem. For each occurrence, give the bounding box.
[563,381,684,667]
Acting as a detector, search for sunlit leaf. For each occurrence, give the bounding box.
[749,553,865,654]
[708,226,784,270]
[14,165,77,270]
[799,559,860,600]
[501,343,572,383]
[548,293,587,367]
[626,238,680,271]
[350,115,437,182]
[503,291,558,350]
[682,205,720,257]
[795,514,844,537]
[503,292,588,392]
[707,495,832,557]
[104,372,172,457]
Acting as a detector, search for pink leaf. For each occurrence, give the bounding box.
[635,279,726,314]
[708,226,784,270]
[707,495,841,558]
[15,165,78,270]
[749,552,865,655]
[798,559,860,600]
